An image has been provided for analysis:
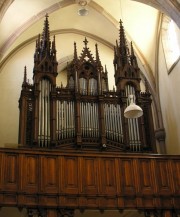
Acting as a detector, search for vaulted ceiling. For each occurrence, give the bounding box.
[0,0,179,118]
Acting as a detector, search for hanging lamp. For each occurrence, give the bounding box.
[124,94,143,118]
[78,0,89,16]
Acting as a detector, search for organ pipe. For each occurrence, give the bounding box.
[38,79,51,147]
[56,100,75,141]
[80,102,99,138]
[104,104,123,143]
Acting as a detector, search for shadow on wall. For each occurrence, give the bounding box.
[165,107,180,154]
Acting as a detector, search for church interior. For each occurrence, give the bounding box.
[0,0,180,217]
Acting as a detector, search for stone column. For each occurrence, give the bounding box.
[155,128,166,154]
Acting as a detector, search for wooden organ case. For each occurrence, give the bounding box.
[0,15,179,217]
[18,18,155,153]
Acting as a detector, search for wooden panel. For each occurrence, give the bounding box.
[99,158,117,195]
[81,157,98,194]
[0,149,180,210]
[60,196,79,207]
[124,197,137,208]
[2,154,18,191]
[80,197,99,207]
[24,195,38,206]
[171,160,180,194]
[40,156,59,193]
[137,159,155,195]
[21,155,39,192]
[0,153,2,190]
[99,197,118,208]
[61,156,79,194]
[3,194,17,205]
[155,160,173,195]
[39,195,58,206]
[120,159,136,195]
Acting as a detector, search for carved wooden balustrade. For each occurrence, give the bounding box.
[0,147,179,217]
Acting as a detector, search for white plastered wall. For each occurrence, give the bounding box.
[158,38,180,154]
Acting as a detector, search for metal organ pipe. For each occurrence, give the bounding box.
[56,100,75,141]
[94,104,98,137]
[38,78,51,147]
[117,104,123,143]
[113,105,118,141]
[104,103,123,143]
[80,102,84,137]
[79,78,87,95]
[89,78,97,96]
[80,102,99,138]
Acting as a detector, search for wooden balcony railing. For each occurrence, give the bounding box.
[0,147,179,216]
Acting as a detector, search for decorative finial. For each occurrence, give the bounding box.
[131,42,134,56]
[83,37,88,47]
[23,66,27,83]
[41,13,50,51]
[95,43,100,62]
[145,77,150,93]
[74,42,78,60]
[105,65,108,74]
[45,13,49,19]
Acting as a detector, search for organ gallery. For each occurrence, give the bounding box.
[0,15,179,217]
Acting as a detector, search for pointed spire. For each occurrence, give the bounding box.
[23,66,27,84]
[52,35,56,51]
[41,13,51,53]
[119,20,125,44]
[130,41,139,69]
[105,65,108,74]
[95,43,100,63]
[51,35,57,60]
[119,20,129,66]
[34,34,41,61]
[37,34,41,48]
[130,41,134,56]
[74,42,78,61]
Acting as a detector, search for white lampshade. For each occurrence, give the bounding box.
[124,95,143,118]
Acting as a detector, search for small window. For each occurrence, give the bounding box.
[161,15,180,73]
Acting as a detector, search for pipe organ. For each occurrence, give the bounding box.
[18,15,156,153]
